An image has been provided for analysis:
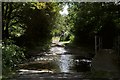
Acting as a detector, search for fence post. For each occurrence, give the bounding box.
[99,37,101,51]
[95,35,97,54]
[118,36,119,56]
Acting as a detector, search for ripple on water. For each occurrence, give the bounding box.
[19,46,92,74]
[49,46,67,55]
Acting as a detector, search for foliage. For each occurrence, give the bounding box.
[70,2,120,46]
[2,2,63,77]
[2,39,25,77]
[2,2,61,52]
[2,2,120,78]
[2,2,27,39]
[51,3,75,41]
[19,2,60,51]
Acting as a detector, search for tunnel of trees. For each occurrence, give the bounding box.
[2,2,120,77]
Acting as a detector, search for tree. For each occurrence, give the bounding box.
[51,2,76,41]
[2,2,27,39]
[18,2,61,51]
[70,2,120,47]
[2,2,61,77]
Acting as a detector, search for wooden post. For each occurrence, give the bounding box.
[95,35,97,54]
[99,37,101,51]
[118,36,119,55]
[101,37,102,49]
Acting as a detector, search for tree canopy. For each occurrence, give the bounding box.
[68,2,120,46]
[2,2,120,78]
[2,2,61,77]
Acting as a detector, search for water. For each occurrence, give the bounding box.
[8,46,120,80]
[49,46,67,54]
[19,46,92,74]
[15,46,120,79]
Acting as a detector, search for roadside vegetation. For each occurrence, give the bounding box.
[2,2,120,78]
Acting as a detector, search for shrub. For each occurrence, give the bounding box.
[2,39,25,77]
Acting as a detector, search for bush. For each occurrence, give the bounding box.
[2,39,25,77]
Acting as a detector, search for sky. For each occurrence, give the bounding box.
[59,4,69,16]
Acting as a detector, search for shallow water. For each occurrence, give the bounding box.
[15,46,120,79]
[19,46,92,74]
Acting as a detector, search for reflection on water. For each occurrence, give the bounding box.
[20,55,91,74]
[59,55,73,72]
[19,46,92,74]
[17,46,120,78]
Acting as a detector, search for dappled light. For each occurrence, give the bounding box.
[2,2,120,79]
[50,46,67,54]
